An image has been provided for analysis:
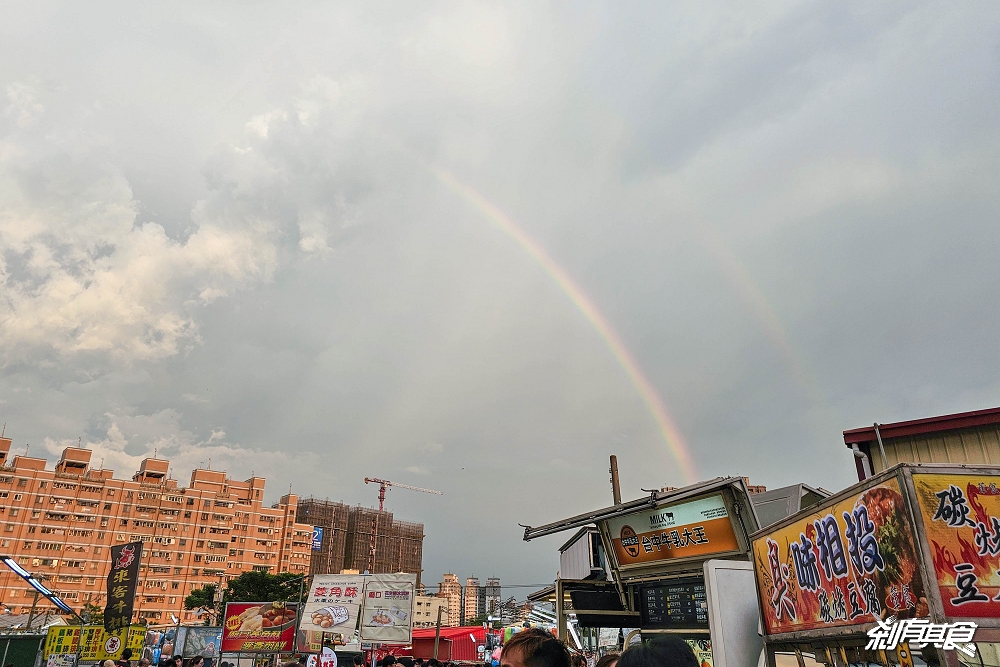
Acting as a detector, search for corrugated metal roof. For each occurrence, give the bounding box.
[843,406,1000,445]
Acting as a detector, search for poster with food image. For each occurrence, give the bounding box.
[221,602,299,653]
[301,574,366,632]
[912,473,1000,619]
[752,477,926,637]
[359,573,416,644]
[686,639,713,667]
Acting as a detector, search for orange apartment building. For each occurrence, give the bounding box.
[0,436,314,623]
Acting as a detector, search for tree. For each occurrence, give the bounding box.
[81,602,103,625]
[185,571,305,613]
[184,583,217,611]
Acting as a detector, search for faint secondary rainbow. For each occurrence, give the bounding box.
[429,166,698,484]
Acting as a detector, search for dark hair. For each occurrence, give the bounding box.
[122,651,134,661]
[382,658,397,667]
[596,655,619,667]
[398,659,414,667]
[353,658,364,666]
[572,655,586,667]
[298,657,308,665]
[619,638,698,667]
[191,657,205,667]
[501,628,568,667]
[428,660,441,667]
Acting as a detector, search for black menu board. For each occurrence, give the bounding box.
[638,578,709,629]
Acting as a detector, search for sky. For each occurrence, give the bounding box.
[1,2,999,595]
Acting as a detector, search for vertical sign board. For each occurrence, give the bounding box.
[301,573,365,633]
[221,603,299,653]
[751,476,927,637]
[602,494,740,569]
[359,573,416,644]
[105,541,143,632]
[911,472,1000,618]
[312,526,324,551]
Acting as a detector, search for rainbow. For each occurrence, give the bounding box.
[430,167,699,485]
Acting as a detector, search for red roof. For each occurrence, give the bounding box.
[412,626,486,641]
[843,406,1000,446]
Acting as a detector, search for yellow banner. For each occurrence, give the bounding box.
[44,625,145,660]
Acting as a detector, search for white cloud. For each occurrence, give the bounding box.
[41,409,315,488]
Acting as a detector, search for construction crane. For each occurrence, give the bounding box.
[364,477,443,511]
[363,477,443,573]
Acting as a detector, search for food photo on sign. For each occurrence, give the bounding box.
[752,477,927,636]
[301,574,365,633]
[221,602,298,653]
[358,574,416,643]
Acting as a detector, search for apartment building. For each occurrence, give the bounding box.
[413,595,449,628]
[0,437,314,623]
[463,577,482,623]
[436,573,461,628]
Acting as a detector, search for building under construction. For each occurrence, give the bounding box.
[296,498,425,585]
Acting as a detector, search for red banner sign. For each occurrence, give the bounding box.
[222,602,299,653]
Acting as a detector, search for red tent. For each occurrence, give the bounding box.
[411,626,487,662]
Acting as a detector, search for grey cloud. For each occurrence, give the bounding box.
[1,1,998,587]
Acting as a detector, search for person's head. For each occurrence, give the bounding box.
[161,659,177,667]
[122,650,134,661]
[428,660,441,667]
[104,661,115,667]
[383,658,396,667]
[595,654,618,667]
[618,638,697,667]
[140,660,151,667]
[298,657,308,665]
[572,655,586,667]
[190,656,205,667]
[501,628,569,667]
[398,658,414,667]
[353,658,364,667]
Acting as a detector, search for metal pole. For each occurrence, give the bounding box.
[873,423,890,471]
[555,579,566,644]
[2,637,10,667]
[433,605,443,659]
[26,589,40,631]
[609,456,621,505]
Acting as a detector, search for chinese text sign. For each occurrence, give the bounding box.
[752,478,927,635]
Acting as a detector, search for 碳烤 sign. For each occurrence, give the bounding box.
[222,602,298,653]
[752,477,926,636]
[602,494,740,569]
[912,473,1000,618]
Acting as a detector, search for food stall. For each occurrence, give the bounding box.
[751,463,1000,667]
[522,477,763,666]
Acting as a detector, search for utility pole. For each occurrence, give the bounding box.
[432,605,443,660]
[609,456,621,505]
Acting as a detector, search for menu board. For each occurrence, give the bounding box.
[639,579,709,628]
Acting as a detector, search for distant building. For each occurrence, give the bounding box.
[844,406,1000,481]
[295,498,424,586]
[463,576,482,623]
[0,436,313,623]
[437,573,462,627]
[484,577,501,618]
[413,595,449,628]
